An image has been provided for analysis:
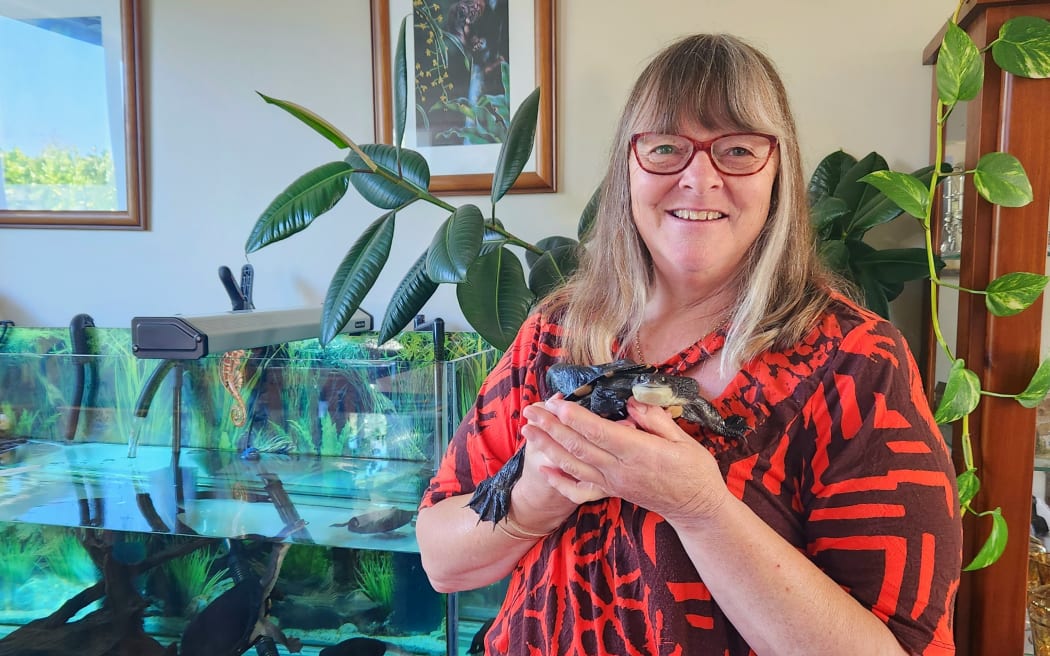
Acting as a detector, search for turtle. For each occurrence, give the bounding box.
[466,359,748,525]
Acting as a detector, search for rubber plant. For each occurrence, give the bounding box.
[244,17,580,351]
[861,7,1050,569]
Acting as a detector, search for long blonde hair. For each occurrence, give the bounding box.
[543,33,843,370]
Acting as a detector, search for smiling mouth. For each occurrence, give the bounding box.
[670,209,726,221]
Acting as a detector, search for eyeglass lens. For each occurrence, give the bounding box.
[633,133,775,175]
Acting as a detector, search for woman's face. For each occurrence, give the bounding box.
[629,121,779,292]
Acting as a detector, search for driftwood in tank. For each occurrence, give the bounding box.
[0,529,216,656]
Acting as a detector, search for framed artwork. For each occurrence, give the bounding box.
[371,0,556,195]
[0,0,146,229]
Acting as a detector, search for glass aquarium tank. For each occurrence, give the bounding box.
[0,324,503,655]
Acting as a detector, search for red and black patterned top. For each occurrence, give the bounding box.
[421,296,961,655]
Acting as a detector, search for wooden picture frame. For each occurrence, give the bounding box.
[370,0,556,195]
[0,0,146,229]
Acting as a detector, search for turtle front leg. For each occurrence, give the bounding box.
[466,446,526,524]
[680,398,748,441]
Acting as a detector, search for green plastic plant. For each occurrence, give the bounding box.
[861,7,1050,569]
[808,151,947,318]
[245,17,580,351]
[354,549,394,612]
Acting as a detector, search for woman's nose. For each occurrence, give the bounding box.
[678,149,724,189]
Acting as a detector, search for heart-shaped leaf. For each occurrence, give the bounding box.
[859,170,930,221]
[985,271,1049,316]
[321,212,397,345]
[1017,357,1050,409]
[973,152,1033,207]
[491,87,541,205]
[933,359,981,424]
[851,164,947,235]
[246,161,353,253]
[427,204,484,283]
[347,144,431,209]
[937,22,984,104]
[957,467,979,508]
[457,247,535,350]
[992,16,1050,79]
[963,508,1007,571]
[528,244,579,298]
[379,250,439,344]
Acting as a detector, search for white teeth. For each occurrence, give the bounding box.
[671,209,724,221]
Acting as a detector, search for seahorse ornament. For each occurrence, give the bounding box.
[220,349,248,427]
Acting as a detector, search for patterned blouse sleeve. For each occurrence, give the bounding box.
[419,312,554,508]
[800,315,962,656]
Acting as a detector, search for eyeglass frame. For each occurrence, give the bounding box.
[629,131,779,176]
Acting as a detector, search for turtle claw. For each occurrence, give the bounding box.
[467,447,526,524]
[680,399,748,442]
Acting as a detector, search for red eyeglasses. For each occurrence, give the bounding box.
[630,132,778,176]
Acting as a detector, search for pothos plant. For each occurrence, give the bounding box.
[244,16,581,351]
[860,7,1050,569]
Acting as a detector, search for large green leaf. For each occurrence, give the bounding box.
[577,185,602,240]
[394,17,408,148]
[347,144,431,209]
[457,247,535,350]
[937,22,983,104]
[807,150,857,205]
[858,170,930,221]
[992,16,1050,79]
[379,250,439,344]
[246,161,353,253]
[1017,357,1050,409]
[426,204,484,283]
[985,271,1049,316]
[257,92,352,149]
[526,236,578,267]
[818,239,851,278]
[809,195,849,239]
[853,247,933,284]
[933,359,981,424]
[973,152,1033,207]
[321,212,397,345]
[833,152,888,218]
[963,508,1007,571]
[480,218,509,255]
[528,244,579,298]
[490,87,541,205]
[852,262,891,318]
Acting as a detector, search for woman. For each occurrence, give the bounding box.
[416,33,961,655]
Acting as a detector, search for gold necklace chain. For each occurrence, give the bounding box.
[634,315,730,366]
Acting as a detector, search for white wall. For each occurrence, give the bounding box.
[0,0,956,348]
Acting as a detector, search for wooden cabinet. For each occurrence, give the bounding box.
[922,2,1050,654]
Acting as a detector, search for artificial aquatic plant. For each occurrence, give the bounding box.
[861,7,1050,569]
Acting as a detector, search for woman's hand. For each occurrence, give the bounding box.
[522,397,731,524]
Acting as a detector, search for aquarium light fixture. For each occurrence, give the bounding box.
[130,307,373,359]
